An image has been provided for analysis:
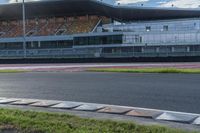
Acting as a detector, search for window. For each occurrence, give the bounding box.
[75,35,123,46]
[163,25,168,31]
[57,41,73,48]
[112,35,123,44]
[75,37,88,45]
[26,41,37,49]
[0,43,6,49]
[135,35,142,43]
[5,42,23,50]
[146,26,151,32]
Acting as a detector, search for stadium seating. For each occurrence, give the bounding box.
[37,17,65,36]
[9,21,23,37]
[0,21,23,38]
[26,19,37,36]
[66,16,100,34]
[0,22,8,37]
[0,16,102,38]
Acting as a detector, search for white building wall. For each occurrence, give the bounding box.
[104,18,200,46]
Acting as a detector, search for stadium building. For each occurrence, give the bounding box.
[1,0,200,62]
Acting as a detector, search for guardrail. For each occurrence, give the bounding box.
[0,49,200,59]
[101,52,200,58]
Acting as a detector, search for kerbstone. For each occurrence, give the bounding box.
[30,100,60,107]
[74,104,104,111]
[98,106,132,114]
[11,99,38,105]
[156,112,198,123]
[0,99,19,104]
[192,117,200,125]
[126,109,162,118]
[51,101,82,109]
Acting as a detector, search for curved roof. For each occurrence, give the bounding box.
[1,0,200,21]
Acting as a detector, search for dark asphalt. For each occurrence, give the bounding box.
[0,72,199,114]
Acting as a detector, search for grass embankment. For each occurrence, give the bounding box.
[0,70,27,73]
[0,109,196,133]
[88,68,200,74]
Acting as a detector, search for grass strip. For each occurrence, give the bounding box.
[0,70,28,73]
[88,68,200,74]
[0,108,197,133]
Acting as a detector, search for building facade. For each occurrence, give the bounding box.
[0,0,200,60]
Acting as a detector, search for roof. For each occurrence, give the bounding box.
[0,0,200,21]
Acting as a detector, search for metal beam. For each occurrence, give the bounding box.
[22,0,26,58]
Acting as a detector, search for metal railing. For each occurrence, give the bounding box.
[0,48,200,59]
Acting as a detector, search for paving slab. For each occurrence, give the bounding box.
[98,106,132,114]
[156,112,198,123]
[51,101,82,109]
[0,99,19,104]
[192,117,200,125]
[74,103,105,111]
[126,109,162,118]
[30,100,61,107]
[10,99,38,105]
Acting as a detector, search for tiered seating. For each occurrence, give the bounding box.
[35,19,48,36]
[0,22,7,37]
[101,16,112,24]
[38,17,65,36]
[26,19,37,36]
[9,21,23,37]
[0,15,103,38]
[55,18,73,35]
[0,21,17,37]
[66,16,100,34]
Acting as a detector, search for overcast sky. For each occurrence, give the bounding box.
[0,0,200,8]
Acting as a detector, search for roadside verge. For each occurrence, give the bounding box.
[0,97,199,132]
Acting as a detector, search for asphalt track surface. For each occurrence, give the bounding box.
[0,72,199,114]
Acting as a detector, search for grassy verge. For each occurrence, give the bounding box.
[88,68,200,74]
[0,108,197,133]
[0,70,28,73]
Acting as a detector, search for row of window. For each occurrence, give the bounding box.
[0,41,200,54]
[0,42,23,49]
[145,25,168,32]
[0,40,73,50]
[26,40,73,49]
[102,45,200,53]
[35,35,123,48]
[74,35,123,46]
[0,35,123,50]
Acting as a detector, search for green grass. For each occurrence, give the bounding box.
[0,70,28,73]
[0,108,197,133]
[88,68,200,74]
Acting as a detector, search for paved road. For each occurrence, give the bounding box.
[0,72,199,114]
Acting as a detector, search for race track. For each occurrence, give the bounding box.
[0,72,199,114]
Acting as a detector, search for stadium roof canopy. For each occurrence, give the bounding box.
[1,0,200,21]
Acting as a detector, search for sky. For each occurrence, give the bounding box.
[0,0,200,8]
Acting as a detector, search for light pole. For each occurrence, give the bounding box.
[22,0,26,58]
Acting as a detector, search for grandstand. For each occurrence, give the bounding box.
[1,0,200,61]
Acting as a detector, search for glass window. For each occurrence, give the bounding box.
[146,26,151,32]
[0,43,6,49]
[5,42,23,50]
[163,25,169,31]
[134,35,142,43]
[112,35,122,44]
[75,35,122,46]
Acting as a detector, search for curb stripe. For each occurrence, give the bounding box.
[0,97,199,125]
